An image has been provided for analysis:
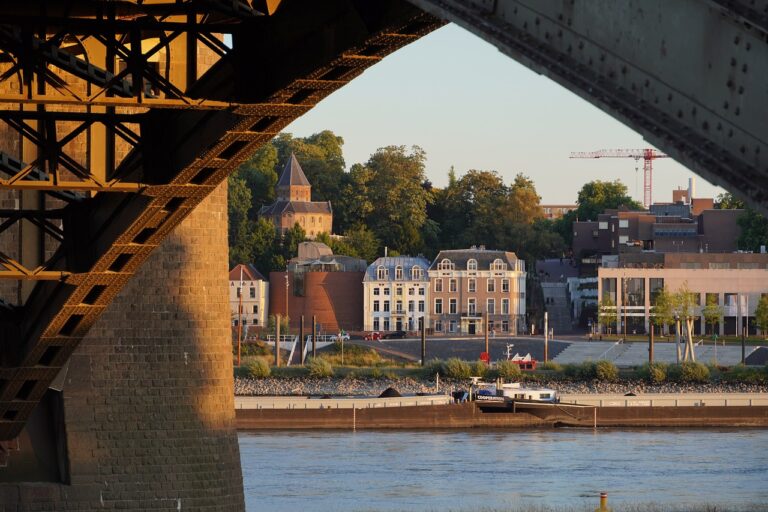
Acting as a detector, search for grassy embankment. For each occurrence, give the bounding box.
[234,341,768,384]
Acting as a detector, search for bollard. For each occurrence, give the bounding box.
[595,492,611,512]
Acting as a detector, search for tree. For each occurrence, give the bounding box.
[755,295,768,339]
[651,287,674,336]
[598,295,617,335]
[575,180,644,222]
[737,207,768,252]
[715,192,745,209]
[228,176,253,266]
[363,145,431,254]
[234,143,279,216]
[672,284,698,362]
[702,294,723,336]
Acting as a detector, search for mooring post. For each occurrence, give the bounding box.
[544,312,549,362]
[275,314,281,367]
[741,326,746,364]
[595,491,610,512]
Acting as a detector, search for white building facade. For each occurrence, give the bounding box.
[363,256,431,332]
[229,264,269,329]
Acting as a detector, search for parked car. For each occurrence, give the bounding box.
[330,331,350,342]
[364,332,382,341]
[382,330,407,339]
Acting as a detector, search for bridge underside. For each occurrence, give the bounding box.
[411,0,768,215]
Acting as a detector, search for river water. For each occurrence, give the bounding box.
[239,429,768,512]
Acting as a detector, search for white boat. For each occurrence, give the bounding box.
[471,379,559,404]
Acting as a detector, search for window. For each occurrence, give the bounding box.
[408,300,414,312]
[396,286,403,295]
[435,298,443,314]
[619,235,629,244]
[491,258,507,271]
[468,278,476,293]
[438,258,454,270]
[418,300,425,312]
[599,221,608,230]
[383,319,390,331]
[236,287,241,298]
[502,279,510,292]
[408,288,414,295]
[434,278,443,292]
[709,262,730,269]
[619,219,629,228]
[487,279,496,293]
[468,298,476,315]
[501,298,510,315]
[373,301,380,312]
[384,287,390,295]
[449,298,457,314]
[396,300,403,313]
[449,279,457,292]
[434,320,443,332]
[377,265,388,280]
[249,287,256,299]
[418,288,425,296]
[373,287,380,296]
[252,305,258,314]
[395,265,403,280]
[383,300,390,312]
[487,298,495,315]
[467,259,478,271]
[449,320,457,333]
[501,320,509,332]
[411,266,423,279]
[373,319,380,331]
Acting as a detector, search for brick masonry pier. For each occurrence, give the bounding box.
[0,185,245,511]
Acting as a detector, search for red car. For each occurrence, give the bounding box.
[364,332,382,341]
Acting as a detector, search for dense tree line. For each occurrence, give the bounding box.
[228,130,657,271]
[715,192,768,252]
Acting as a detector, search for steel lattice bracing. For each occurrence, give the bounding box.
[0,0,443,440]
[409,0,768,216]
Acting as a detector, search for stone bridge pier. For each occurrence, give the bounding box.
[0,184,245,510]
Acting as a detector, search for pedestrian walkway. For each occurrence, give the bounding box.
[553,341,760,367]
[541,282,573,334]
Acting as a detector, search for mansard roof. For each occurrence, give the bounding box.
[428,248,520,271]
[277,152,311,187]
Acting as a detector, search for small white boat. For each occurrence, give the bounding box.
[471,379,559,404]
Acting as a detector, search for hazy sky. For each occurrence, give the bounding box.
[283,24,724,205]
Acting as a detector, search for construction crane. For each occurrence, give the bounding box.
[569,149,668,208]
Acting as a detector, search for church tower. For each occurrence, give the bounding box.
[276,153,312,201]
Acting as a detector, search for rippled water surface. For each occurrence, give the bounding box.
[239,429,768,512]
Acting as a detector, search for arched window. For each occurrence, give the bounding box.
[437,258,454,271]
[491,258,507,271]
[395,265,403,280]
[467,259,478,271]
[411,266,423,280]
[377,265,388,280]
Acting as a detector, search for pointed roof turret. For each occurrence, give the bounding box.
[277,153,311,187]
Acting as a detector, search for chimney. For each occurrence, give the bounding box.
[688,177,696,203]
[384,246,388,257]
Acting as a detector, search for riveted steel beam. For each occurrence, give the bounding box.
[410,0,768,215]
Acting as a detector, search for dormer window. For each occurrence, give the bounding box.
[377,265,388,280]
[395,265,403,280]
[437,258,454,271]
[411,266,423,280]
[491,258,507,271]
[467,259,478,271]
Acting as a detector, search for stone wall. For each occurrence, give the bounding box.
[0,184,245,510]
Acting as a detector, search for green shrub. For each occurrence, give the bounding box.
[495,360,523,380]
[470,360,488,378]
[638,362,667,384]
[595,360,619,382]
[539,361,562,372]
[369,367,383,379]
[307,357,333,378]
[564,361,597,380]
[443,358,472,379]
[669,361,710,383]
[724,364,767,384]
[422,358,445,378]
[246,358,271,379]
